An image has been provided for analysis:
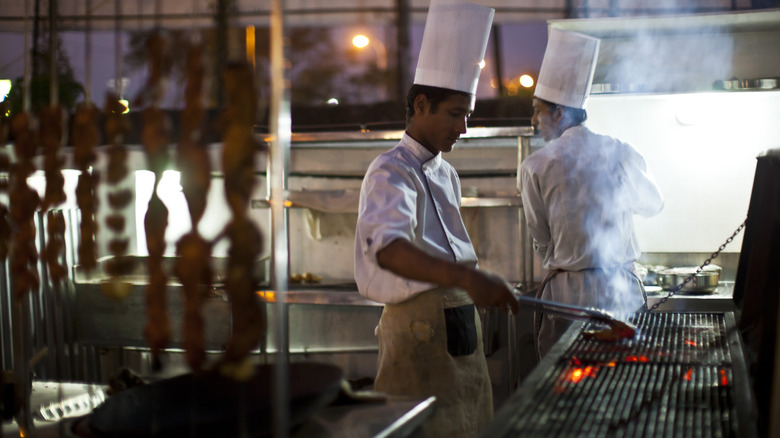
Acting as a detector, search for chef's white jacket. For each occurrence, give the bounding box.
[355,133,478,304]
[520,125,664,312]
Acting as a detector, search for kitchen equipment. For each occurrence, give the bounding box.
[713,77,780,91]
[483,312,756,437]
[657,265,721,294]
[81,362,342,438]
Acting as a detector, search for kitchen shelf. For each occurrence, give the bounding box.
[251,191,523,211]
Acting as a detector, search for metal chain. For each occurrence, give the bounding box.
[646,218,747,312]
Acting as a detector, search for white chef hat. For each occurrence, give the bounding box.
[534,28,600,109]
[413,0,495,95]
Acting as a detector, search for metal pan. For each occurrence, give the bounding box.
[656,265,721,294]
[83,362,342,438]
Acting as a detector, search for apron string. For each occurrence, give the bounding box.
[533,269,562,360]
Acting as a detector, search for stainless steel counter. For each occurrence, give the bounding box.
[2,381,434,438]
[645,281,736,312]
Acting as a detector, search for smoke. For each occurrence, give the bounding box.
[559,134,649,314]
[595,16,734,93]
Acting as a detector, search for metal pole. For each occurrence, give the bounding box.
[49,0,58,107]
[269,0,291,436]
[394,0,411,103]
[492,23,505,98]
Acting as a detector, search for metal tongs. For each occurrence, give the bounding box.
[514,291,637,340]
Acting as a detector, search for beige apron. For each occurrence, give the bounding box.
[374,287,493,438]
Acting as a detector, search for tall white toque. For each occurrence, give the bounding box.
[413,0,495,95]
[534,28,601,109]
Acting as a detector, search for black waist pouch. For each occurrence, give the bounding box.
[444,304,477,357]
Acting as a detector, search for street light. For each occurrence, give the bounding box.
[352,34,387,70]
[519,74,534,88]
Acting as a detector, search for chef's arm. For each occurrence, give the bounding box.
[376,238,520,313]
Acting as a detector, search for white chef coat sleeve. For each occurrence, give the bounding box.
[624,145,664,217]
[357,159,418,265]
[520,162,552,256]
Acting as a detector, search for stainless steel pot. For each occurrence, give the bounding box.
[656,265,721,293]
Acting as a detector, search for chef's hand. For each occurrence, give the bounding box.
[462,269,520,314]
[375,239,520,313]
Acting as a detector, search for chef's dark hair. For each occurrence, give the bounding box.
[405,84,471,122]
[539,98,588,126]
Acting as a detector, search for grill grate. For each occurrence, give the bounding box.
[494,313,747,438]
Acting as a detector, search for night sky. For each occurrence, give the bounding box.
[0,21,547,110]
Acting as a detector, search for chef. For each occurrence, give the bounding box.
[519,29,664,359]
[354,1,519,436]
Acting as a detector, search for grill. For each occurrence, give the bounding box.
[484,312,757,437]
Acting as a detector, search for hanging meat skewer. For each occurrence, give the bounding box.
[101,0,134,298]
[174,41,211,372]
[73,0,100,273]
[138,30,173,370]
[101,92,134,298]
[38,105,68,283]
[219,62,266,379]
[39,106,66,210]
[34,0,70,285]
[72,102,100,272]
[9,112,41,299]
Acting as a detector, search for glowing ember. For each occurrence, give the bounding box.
[684,368,693,381]
[720,369,729,386]
[625,356,649,363]
[684,340,697,347]
[568,366,598,383]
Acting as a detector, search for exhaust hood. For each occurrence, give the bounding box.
[549,9,780,94]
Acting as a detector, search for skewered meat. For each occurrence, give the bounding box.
[42,210,68,283]
[173,42,212,372]
[103,256,136,279]
[105,214,125,233]
[143,265,170,371]
[10,112,37,161]
[107,189,133,209]
[180,44,205,139]
[105,143,129,186]
[103,91,135,283]
[215,62,267,378]
[583,319,637,342]
[135,31,171,110]
[140,106,171,175]
[75,171,99,272]
[138,30,173,369]
[72,102,101,272]
[144,195,170,370]
[144,195,168,262]
[39,105,67,210]
[143,193,170,369]
[108,239,130,255]
[9,112,40,298]
[175,232,212,372]
[72,102,100,168]
[222,217,266,369]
